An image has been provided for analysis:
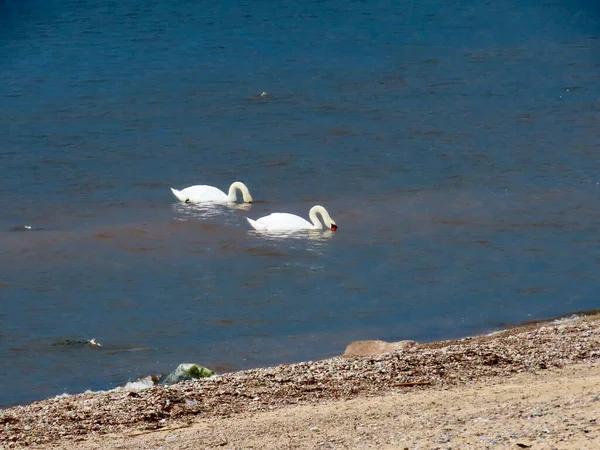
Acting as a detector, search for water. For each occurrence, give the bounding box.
[1,0,599,407]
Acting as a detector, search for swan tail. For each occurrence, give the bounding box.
[170,188,188,203]
[246,217,263,231]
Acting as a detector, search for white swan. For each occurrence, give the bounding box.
[170,181,253,204]
[246,205,337,232]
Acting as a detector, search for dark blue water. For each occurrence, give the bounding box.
[1,0,600,407]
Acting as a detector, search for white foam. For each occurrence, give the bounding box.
[551,314,580,324]
[88,338,102,347]
[118,375,156,392]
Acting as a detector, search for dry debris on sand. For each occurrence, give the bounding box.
[2,314,600,449]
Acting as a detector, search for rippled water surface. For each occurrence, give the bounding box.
[1,0,600,406]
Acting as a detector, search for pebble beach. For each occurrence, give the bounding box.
[2,313,600,449]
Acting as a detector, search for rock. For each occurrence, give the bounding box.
[342,340,419,357]
[9,224,33,231]
[161,363,215,385]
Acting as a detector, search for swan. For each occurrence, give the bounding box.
[246,205,338,232]
[170,181,253,204]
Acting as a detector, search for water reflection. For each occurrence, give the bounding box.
[171,201,252,220]
[248,229,336,242]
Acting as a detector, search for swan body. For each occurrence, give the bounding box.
[247,205,337,232]
[170,181,253,204]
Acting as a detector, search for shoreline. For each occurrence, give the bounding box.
[2,312,600,448]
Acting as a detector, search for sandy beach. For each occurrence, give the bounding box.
[2,314,600,449]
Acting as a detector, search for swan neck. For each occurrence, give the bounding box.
[308,206,327,229]
[228,182,252,202]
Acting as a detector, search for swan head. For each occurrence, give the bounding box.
[310,205,337,231]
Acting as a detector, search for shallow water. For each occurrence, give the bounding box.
[1,0,600,407]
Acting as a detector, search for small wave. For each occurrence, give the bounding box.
[119,375,160,391]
